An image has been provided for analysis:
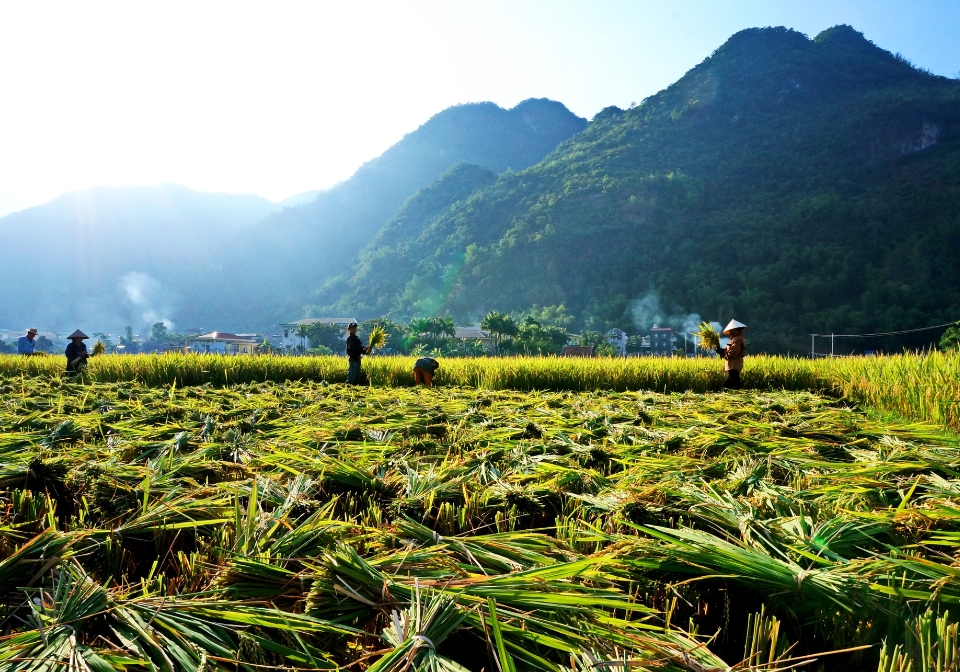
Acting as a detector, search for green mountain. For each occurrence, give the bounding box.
[322,25,960,353]
[183,99,587,328]
[313,162,497,317]
[0,185,277,332]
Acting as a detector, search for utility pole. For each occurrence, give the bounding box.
[831,333,835,358]
[810,334,815,359]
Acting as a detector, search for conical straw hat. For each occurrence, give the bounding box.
[722,320,747,335]
[68,330,89,339]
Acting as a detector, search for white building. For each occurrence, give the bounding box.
[605,328,628,356]
[454,326,496,352]
[189,332,257,355]
[278,318,357,352]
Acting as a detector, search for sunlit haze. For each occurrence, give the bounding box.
[0,0,957,217]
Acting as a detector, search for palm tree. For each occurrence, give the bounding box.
[409,317,432,337]
[296,324,309,354]
[429,316,456,340]
[481,311,518,355]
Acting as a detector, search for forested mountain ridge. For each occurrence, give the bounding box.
[323,25,960,352]
[312,162,498,318]
[181,99,588,328]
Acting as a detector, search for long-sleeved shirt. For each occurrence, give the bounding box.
[414,357,440,372]
[17,336,36,354]
[345,334,365,362]
[723,335,746,371]
[65,341,88,373]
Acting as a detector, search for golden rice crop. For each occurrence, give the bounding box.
[695,320,720,350]
[367,325,387,350]
[3,350,960,429]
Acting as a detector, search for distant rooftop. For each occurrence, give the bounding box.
[281,318,357,326]
[454,326,491,339]
[190,331,256,343]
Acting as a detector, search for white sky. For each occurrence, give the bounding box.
[0,0,957,217]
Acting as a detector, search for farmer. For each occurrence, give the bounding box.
[17,328,39,355]
[413,356,440,387]
[64,330,93,375]
[345,322,370,385]
[717,320,747,389]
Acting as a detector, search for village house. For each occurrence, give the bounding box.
[189,332,257,355]
[605,328,628,356]
[649,325,675,356]
[454,326,496,353]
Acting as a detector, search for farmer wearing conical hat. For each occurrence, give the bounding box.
[717,320,747,390]
[65,330,92,375]
[17,328,39,355]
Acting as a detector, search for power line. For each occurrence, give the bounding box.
[810,320,959,339]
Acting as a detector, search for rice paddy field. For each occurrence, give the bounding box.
[2,353,960,670]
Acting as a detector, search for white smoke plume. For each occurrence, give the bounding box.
[628,292,704,335]
[119,272,175,331]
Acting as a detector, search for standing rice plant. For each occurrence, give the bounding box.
[2,350,958,431]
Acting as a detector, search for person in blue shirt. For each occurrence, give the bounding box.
[65,330,92,375]
[17,328,38,355]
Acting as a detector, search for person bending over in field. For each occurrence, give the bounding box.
[345,322,370,385]
[413,356,440,387]
[717,320,747,389]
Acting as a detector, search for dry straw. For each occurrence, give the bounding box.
[0,379,957,668]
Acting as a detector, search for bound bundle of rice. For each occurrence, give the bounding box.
[368,326,387,351]
[92,340,106,356]
[695,322,720,351]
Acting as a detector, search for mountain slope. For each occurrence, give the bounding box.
[0,185,276,332]
[186,99,588,328]
[314,162,497,317]
[325,25,960,352]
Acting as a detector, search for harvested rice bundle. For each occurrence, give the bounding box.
[92,340,107,356]
[696,321,721,351]
[368,325,387,350]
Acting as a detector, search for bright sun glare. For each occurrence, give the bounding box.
[0,1,955,216]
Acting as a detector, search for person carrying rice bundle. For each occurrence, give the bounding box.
[413,356,439,387]
[345,322,370,385]
[717,320,747,389]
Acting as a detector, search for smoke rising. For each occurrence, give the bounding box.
[119,272,175,331]
[628,292,704,335]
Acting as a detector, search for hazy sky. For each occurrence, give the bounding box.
[0,1,957,217]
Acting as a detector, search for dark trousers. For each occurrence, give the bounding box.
[724,368,742,389]
[347,360,363,385]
